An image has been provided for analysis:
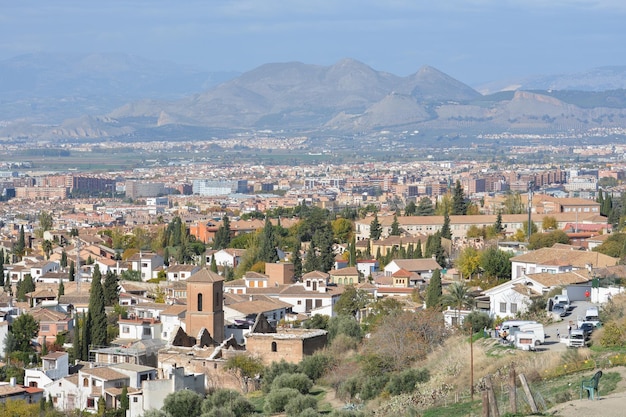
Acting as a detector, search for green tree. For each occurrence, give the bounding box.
[58,280,65,297]
[527,230,570,250]
[81,312,90,361]
[88,265,107,348]
[334,285,369,317]
[14,225,26,257]
[60,251,67,268]
[120,386,129,412]
[404,200,417,216]
[73,314,82,362]
[349,235,357,267]
[370,213,382,240]
[17,274,35,302]
[390,214,400,236]
[103,271,119,307]
[480,247,512,281]
[416,197,435,216]
[162,389,204,417]
[303,243,320,273]
[9,313,39,353]
[213,215,231,250]
[39,211,53,234]
[327,314,363,343]
[542,215,558,231]
[258,217,279,263]
[292,241,303,279]
[425,269,442,309]
[210,255,218,273]
[494,211,504,234]
[224,354,264,393]
[68,261,75,282]
[41,240,52,259]
[0,263,4,287]
[503,191,524,214]
[441,212,451,239]
[451,180,467,215]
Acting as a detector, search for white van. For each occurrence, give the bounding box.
[499,320,537,340]
[519,323,545,345]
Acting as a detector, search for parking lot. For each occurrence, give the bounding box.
[494,299,600,353]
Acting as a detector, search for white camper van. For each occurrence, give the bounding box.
[519,323,545,345]
[515,332,538,351]
[499,320,537,340]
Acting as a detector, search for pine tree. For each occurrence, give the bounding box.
[425,269,442,309]
[451,180,467,215]
[88,265,107,347]
[58,280,65,297]
[390,214,400,236]
[370,213,382,240]
[69,260,75,282]
[441,212,452,239]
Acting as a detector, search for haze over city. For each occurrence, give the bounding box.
[2,0,626,85]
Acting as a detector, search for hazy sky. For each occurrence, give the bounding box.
[1,0,625,85]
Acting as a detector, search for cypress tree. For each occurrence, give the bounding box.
[494,211,503,234]
[370,213,382,240]
[213,215,231,250]
[426,269,442,309]
[81,312,90,361]
[390,214,400,236]
[349,235,357,267]
[103,271,119,307]
[163,247,170,267]
[60,251,68,268]
[210,255,218,273]
[14,225,26,257]
[304,243,319,273]
[0,263,4,287]
[441,212,452,239]
[58,280,65,297]
[88,265,107,347]
[74,313,81,362]
[292,241,303,279]
[69,261,75,282]
[120,386,129,412]
[258,217,279,263]
[415,240,423,258]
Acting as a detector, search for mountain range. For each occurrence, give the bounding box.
[2,53,626,141]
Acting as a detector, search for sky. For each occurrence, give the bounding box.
[1,0,626,86]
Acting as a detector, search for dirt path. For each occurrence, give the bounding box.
[548,366,626,417]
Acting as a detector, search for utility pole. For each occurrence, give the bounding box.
[527,181,534,241]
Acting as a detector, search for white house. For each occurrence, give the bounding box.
[166,264,200,281]
[25,351,69,389]
[128,252,164,281]
[159,304,186,341]
[384,258,442,277]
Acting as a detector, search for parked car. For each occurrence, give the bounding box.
[579,322,595,339]
[552,304,566,317]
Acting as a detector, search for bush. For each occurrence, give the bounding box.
[201,389,253,417]
[385,368,430,395]
[202,407,236,417]
[337,376,360,401]
[300,352,335,381]
[284,394,318,417]
[298,408,321,417]
[359,374,389,400]
[262,360,300,392]
[162,389,203,417]
[271,372,313,395]
[263,388,300,414]
[599,321,624,347]
[464,311,493,333]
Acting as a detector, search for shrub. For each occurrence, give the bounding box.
[359,374,389,400]
[271,372,313,395]
[298,408,321,417]
[464,311,493,333]
[385,368,430,395]
[262,360,300,392]
[599,321,624,347]
[263,388,300,414]
[284,394,318,417]
[202,407,236,417]
[162,389,203,417]
[300,352,335,381]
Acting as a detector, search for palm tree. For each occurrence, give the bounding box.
[442,281,473,327]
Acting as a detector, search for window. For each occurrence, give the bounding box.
[133,397,138,403]
[197,293,203,312]
[83,378,89,387]
[297,300,301,305]
[271,341,277,352]
[499,302,506,313]
[41,325,50,332]
[511,303,518,314]
[122,326,130,334]
[143,327,151,336]
[87,398,95,408]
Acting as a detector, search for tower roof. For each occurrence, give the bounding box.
[187,268,224,283]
